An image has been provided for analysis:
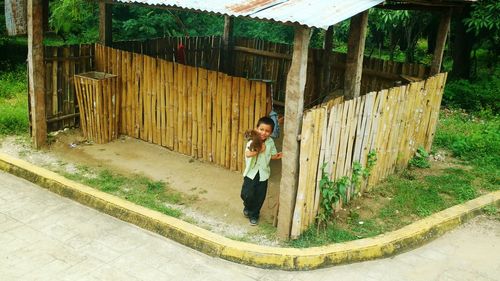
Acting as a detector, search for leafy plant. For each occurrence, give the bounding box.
[483,205,498,216]
[49,0,98,43]
[409,147,430,168]
[464,0,500,58]
[364,150,378,178]
[317,151,377,227]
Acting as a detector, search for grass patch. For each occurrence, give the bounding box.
[0,65,29,136]
[434,109,499,191]
[64,167,185,218]
[287,224,358,248]
[483,205,500,221]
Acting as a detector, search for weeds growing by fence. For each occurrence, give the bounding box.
[0,66,28,136]
[316,151,377,229]
[408,147,431,169]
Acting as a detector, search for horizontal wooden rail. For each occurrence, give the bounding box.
[234,46,292,60]
[44,55,93,62]
[47,113,80,123]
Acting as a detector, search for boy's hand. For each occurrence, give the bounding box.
[272,152,283,160]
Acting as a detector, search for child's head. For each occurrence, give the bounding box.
[256,117,275,141]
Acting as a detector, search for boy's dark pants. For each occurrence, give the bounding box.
[240,172,268,220]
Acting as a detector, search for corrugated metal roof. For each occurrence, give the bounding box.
[113,0,385,29]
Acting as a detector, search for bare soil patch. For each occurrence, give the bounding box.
[0,131,283,245]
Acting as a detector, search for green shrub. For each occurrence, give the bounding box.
[443,76,500,113]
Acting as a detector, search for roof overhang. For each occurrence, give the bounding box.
[112,0,385,30]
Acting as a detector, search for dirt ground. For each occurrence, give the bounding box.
[0,130,283,245]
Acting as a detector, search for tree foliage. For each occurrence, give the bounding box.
[463,0,500,66]
[49,0,98,43]
[464,0,500,36]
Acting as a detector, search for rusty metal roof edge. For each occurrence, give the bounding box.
[111,0,386,30]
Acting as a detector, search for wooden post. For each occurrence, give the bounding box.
[99,0,112,46]
[42,0,49,31]
[344,11,368,100]
[222,15,234,75]
[277,26,311,240]
[322,26,334,95]
[27,0,47,148]
[430,8,452,75]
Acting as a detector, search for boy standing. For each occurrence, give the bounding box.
[241,117,283,226]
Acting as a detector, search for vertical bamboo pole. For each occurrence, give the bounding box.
[186,66,193,155]
[196,68,203,158]
[199,68,209,160]
[224,75,232,168]
[167,61,174,150]
[230,77,239,171]
[237,78,246,171]
[209,71,217,162]
[220,74,228,166]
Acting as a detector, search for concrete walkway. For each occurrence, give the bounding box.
[1,170,499,281]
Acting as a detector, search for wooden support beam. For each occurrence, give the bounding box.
[222,15,235,75]
[43,0,49,31]
[321,26,334,95]
[28,0,47,148]
[344,11,369,100]
[99,0,112,46]
[277,26,311,240]
[430,8,452,75]
[233,46,291,60]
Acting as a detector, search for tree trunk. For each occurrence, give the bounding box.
[426,16,439,54]
[450,6,474,79]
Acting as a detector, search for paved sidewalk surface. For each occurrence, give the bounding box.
[1,171,499,281]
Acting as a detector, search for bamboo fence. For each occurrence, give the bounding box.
[93,44,269,171]
[43,44,94,131]
[42,37,431,132]
[112,36,430,107]
[290,72,447,238]
[74,71,119,144]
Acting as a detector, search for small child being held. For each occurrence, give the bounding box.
[241,117,283,226]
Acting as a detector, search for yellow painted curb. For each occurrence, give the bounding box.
[1,152,499,270]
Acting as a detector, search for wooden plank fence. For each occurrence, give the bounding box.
[94,44,269,171]
[112,36,430,108]
[112,36,222,71]
[290,73,447,238]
